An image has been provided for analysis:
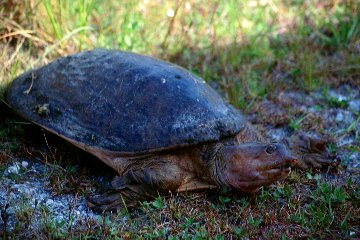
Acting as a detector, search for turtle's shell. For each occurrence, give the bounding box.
[7,49,245,154]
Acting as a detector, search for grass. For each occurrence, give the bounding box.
[0,0,360,239]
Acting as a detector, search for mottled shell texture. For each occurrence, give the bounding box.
[7,49,244,154]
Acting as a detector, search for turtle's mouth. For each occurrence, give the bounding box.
[263,158,297,175]
[275,166,291,175]
[272,163,292,172]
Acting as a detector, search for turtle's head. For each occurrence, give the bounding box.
[218,143,297,192]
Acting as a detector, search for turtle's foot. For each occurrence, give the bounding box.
[87,176,152,212]
[88,166,181,211]
[87,191,129,212]
[283,134,338,170]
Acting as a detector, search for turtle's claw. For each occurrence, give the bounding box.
[286,134,338,170]
[87,183,149,212]
[87,191,130,212]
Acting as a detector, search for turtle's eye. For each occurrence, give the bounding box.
[266,145,276,154]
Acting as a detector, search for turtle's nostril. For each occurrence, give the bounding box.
[289,158,298,166]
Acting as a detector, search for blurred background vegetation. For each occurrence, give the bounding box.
[1,0,359,106]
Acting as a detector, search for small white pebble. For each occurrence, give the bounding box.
[349,99,360,112]
[21,161,29,168]
[335,112,345,122]
[6,207,15,215]
[7,164,20,174]
[9,192,16,200]
[167,8,174,17]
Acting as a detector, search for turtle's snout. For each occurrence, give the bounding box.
[284,158,298,168]
[222,143,297,193]
[280,145,298,168]
[276,157,297,172]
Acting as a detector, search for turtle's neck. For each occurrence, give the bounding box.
[195,140,235,187]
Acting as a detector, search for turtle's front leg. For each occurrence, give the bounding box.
[282,134,338,170]
[88,162,184,211]
[88,177,154,211]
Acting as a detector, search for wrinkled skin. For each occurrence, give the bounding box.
[220,143,296,192]
[88,126,335,211]
[89,142,296,211]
